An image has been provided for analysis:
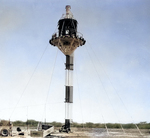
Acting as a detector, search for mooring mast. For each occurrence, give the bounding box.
[49,5,86,132]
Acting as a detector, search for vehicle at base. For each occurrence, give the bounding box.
[0,120,13,136]
[31,122,54,137]
[59,125,71,133]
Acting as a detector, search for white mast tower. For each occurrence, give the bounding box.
[49,5,86,132]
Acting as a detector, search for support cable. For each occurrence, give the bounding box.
[42,49,58,122]
[85,45,135,137]
[86,41,143,136]
[86,51,127,136]
[83,46,110,136]
[26,106,29,133]
[75,54,109,134]
[9,44,49,120]
[85,44,133,137]
[74,60,84,128]
[0,102,63,112]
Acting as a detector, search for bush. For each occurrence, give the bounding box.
[13,120,26,126]
[12,120,150,129]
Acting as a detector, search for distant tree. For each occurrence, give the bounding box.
[122,123,136,129]
[50,121,62,127]
[13,120,26,126]
[137,122,150,129]
[85,122,94,128]
[12,120,150,129]
[72,122,84,128]
[26,119,38,127]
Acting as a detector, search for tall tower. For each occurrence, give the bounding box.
[49,5,86,132]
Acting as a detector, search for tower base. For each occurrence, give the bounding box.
[59,119,71,133]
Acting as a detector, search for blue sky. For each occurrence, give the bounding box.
[0,0,150,124]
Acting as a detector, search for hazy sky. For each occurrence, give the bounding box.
[0,0,150,124]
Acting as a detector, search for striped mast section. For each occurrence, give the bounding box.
[65,53,74,129]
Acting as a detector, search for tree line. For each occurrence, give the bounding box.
[12,120,150,129]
